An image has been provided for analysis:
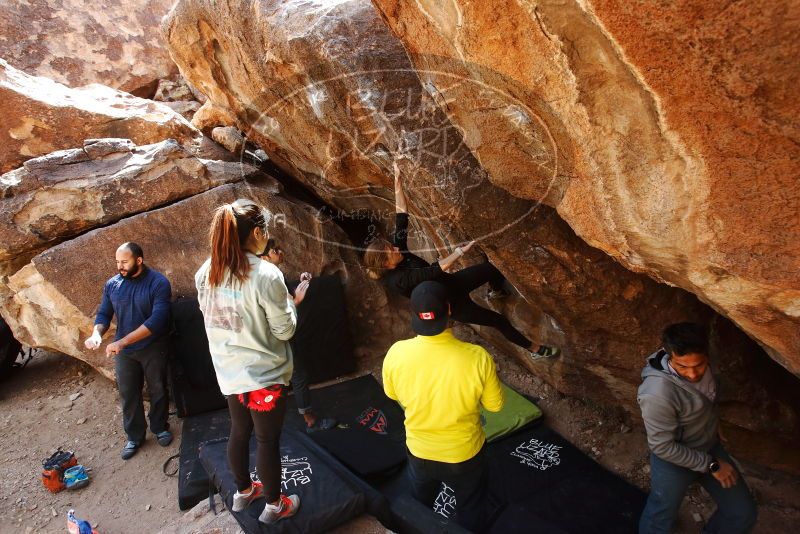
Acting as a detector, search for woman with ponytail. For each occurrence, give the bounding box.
[195,199,308,524]
[365,161,560,359]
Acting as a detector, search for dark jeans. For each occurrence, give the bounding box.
[227,390,287,503]
[407,447,488,532]
[114,340,169,443]
[639,442,757,534]
[290,344,312,414]
[443,262,532,348]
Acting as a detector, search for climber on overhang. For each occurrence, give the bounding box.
[363,158,559,360]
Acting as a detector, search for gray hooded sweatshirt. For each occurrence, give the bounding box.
[637,350,719,473]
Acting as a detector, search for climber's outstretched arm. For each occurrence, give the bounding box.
[393,161,408,214]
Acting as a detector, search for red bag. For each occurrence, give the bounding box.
[41,448,77,493]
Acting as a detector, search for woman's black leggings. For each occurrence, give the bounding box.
[442,262,533,349]
[227,390,287,502]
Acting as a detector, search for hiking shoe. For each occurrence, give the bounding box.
[156,430,173,447]
[259,494,300,524]
[306,417,337,433]
[231,481,264,512]
[530,345,561,360]
[64,465,90,490]
[120,440,141,460]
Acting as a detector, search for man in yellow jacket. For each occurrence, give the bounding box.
[383,281,505,530]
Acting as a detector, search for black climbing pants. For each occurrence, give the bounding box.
[407,446,489,531]
[442,262,532,348]
[290,346,313,415]
[227,389,287,502]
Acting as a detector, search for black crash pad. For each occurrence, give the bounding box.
[485,425,600,504]
[486,471,645,534]
[199,429,370,533]
[285,374,407,478]
[438,425,646,533]
[176,373,405,512]
[290,273,357,384]
[177,409,230,510]
[374,425,645,534]
[169,297,227,418]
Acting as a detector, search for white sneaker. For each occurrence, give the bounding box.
[259,494,300,524]
[231,481,264,512]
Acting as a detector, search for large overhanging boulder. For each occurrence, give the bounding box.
[163,0,799,373]
[161,0,800,462]
[0,59,200,173]
[163,0,704,389]
[0,0,178,95]
[369,0,800,375]
[2,180,402,380]
[0,138,255,272]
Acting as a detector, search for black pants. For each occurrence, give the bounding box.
[290,342,312,414]
[407,447,488,532]
[443,262,532,348]
[114,341,169,443]
[227,390,287,502]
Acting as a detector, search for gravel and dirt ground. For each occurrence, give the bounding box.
[0,332,797,533]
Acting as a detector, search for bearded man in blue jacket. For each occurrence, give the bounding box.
[84,242,172,460]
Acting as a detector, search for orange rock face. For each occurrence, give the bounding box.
[0,138,251,269]
[160,0,800,461]
[164,0,798,361]
[370,0,800,375]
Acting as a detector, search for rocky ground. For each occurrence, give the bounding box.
[0,335,797,533]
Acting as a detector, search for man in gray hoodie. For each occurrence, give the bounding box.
[638,322,756,534]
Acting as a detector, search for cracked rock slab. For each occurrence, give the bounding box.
[0,60,200,173]
[0,138,257,269]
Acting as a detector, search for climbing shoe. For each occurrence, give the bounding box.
[232,481,264,512]
[306,417,337,433]
[120,440,141,460]
[530,345,561,360]
[259,494,300,524]
[156,430,173,447]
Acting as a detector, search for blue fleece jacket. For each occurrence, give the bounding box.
[94,266,172,353]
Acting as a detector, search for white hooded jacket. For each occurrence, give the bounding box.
[195,254,297,395]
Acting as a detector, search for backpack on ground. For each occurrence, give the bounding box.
[41,448,77,493]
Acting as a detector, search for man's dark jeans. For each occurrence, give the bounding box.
[407,447,488,531]
[639,442,757,534]
[114,340,169,443]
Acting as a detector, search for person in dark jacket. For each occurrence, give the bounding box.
[261,239,337,433]
[638,322,757,534]
[364,160,559,359]
[84,242,172,460]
